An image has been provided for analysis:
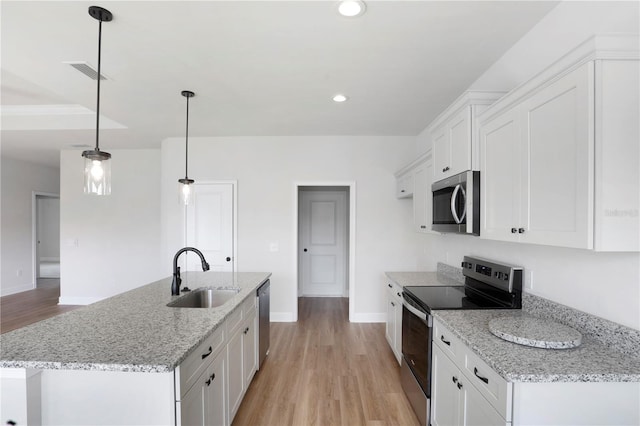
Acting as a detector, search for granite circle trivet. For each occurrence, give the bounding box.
[488,316,582,349]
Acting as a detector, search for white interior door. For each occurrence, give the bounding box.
[36,195,60,279]
[299,188,348,297]
[185,183,234,272]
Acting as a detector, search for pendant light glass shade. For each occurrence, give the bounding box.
[82,6,113,195]
[179,90,195,205]
[83,150,111,195]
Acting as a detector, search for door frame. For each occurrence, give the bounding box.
[182,180,238,272]
[32,191,60,287]
[293,181,356,322]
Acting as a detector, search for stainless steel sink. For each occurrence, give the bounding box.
[167,287,241,308]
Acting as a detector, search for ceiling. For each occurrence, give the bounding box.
[0,1,559,167]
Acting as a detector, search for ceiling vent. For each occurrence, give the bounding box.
[63,61,107,80]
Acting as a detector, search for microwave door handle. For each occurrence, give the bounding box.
[450,184,462,224]
[402,297,427,322]
[459,185,467,223]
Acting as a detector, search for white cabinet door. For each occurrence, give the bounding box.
[432,345,462,426]
[413,153,434,234]
[227,327,244,421]
[242,314,257,389]
[392,289,403,364]
[385,286,396,351]
[463,379,508,426]
[180,378,206,426]
[480,108,521,243]
[206,349,227,426]
[396,172,414,198]
[433,128,449,181]
[519,62,594,248]
[448,109,472,177]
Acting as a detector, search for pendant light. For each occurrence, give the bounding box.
[82,6,113,195]
[179,90,195,205]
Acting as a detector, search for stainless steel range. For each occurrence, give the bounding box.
[400,256,523,426]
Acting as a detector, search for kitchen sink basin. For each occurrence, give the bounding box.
[167,287,241,308]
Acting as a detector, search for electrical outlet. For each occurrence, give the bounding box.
[524,270,534,291]
[16,269,23,277]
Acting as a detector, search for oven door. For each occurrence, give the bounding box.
[401,292,432,396]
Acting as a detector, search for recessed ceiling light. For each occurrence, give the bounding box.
[333,94,349,103]
[338,0,366,17]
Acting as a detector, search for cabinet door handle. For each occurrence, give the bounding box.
[511,228,518,234]
[474,367,489,384]
[420,225,427,229]
[518,228,525,234]
[443,166,450,172]
[210,373,216,381]
[244,327,250,334]
[397,292,401,298]
[401,189,406,193]
[440,335,451,346]
[201,346,213,359]
[452,376,458,384]
[388,283,392,288]
[206,374,215,386]
[391,301,395,307]
[457,382,463,390]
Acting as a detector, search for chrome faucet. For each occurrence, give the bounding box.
[171,247,210,295]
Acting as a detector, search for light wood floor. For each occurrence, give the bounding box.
[233,297,420,426]
[0,279,80,334]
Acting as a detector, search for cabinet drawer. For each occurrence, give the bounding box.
[461,347,511,420]
[433,319,462,363]
[178,326,225,398]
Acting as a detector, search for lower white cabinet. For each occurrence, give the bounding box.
[227,298,258,422]
[432,345,507,426]
[384,282,403,365]
[178,294,259,426]
[180,348,227,426]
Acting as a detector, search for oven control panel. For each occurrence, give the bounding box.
[461,256,523,293]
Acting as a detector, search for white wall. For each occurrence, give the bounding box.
[0,156,60,295]
[161,136,417,321]
[59,150,164,304]
[415,1,640,330]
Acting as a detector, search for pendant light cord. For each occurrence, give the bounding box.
[185,95,190,178]
[95,18,103,152]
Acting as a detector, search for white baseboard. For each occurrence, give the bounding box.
[349,312,386,323]
[58,296,102,306]
[270,312,296,322]
[0,284,34,297]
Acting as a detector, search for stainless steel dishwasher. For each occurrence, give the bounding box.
[257,279,270,368]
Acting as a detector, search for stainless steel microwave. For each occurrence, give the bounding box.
[431,170,479,235]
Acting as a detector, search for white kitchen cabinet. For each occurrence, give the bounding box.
[179,348,227,426]
[479,35,639,251]
[432,337,509,426]
[396,171,414,198]
[412,151,435,234]
[227,296,258,422]
[384,282,403,365]
[480,62,593,248]
[431,92,504,182]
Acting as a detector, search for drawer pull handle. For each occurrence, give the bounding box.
[388,283,392,288]
[391,301,395,307]
[397,292,401,298]
[457,382,463,390]
[474,367,489,384]
[440,335,451,346]
[201,346,213,359]
[452,376,458,384]
[244,327,250,335]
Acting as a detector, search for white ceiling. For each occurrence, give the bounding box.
[1,0,559,167]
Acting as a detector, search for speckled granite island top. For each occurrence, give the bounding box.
[433,310,640,383]
[0,271,271,373]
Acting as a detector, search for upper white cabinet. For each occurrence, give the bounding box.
[394,150,436,233]
[396,171,414,198]
[431,92,504,182]
[479,35,639,251]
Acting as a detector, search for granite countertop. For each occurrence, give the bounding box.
[433,309,640,383]
[0,271,271,373]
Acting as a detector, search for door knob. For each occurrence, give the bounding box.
[303,248,308,252]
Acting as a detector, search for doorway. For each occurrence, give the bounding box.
[295,183,356,322]
[33,193,60,286]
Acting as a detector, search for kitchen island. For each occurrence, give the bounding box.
[0,271,271,425]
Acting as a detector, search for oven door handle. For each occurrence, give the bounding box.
[402,296,428,322]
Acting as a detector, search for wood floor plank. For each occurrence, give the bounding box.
[232,297,420,426]
[0,279,80,334]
